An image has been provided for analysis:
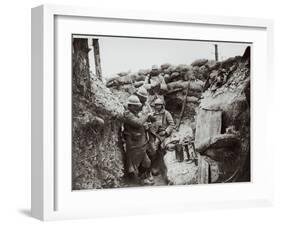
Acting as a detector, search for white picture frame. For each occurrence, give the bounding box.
[31,4,274,221]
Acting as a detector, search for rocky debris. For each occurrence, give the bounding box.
[72,39,125,190]
[164,151,198,185]
[163,120,198,185]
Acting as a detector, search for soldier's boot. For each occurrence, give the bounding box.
[142,178,154,185]
[141,170,154,185]
[151,167,159,176]
[147,171,154,182]
[128,172,141,184]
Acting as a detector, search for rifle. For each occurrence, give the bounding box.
[175,85,189,131]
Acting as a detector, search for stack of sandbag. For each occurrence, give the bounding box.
[106,55,243,117]
[106,59,211,90]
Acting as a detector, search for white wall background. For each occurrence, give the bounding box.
[0,0,280,225]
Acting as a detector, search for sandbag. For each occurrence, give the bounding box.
[191,59,208,67]
[167,80,204,92]
[106,76,120,87]
[175,64,189,72]
[138,69,150,76]
[161,63,171,70]
[129,73,137,82]
[164,73,171,83]
[137,69,145,75]
[206,59,217,68]
[183,70,195,81]
[209,71,219,79]
[199,65,210,79]
[189,80,204,92]
[133,73,146,82]
[117,71,129,77]
[209,134,240,150]
[209,62,221,71]
[162,69,170,74]
[197,134,240,154]
[170,71,180,80]
[187,89,202,98]
[105,75,132,87]
[167,80,189,90]
[167,65,177,73]
[221,57,236,68]
[186,96,199,103]
[134,81,144,88]
[165,72,180,83]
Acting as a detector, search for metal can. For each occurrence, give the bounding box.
[175,143,184,162]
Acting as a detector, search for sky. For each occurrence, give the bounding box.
[77,35,250,78]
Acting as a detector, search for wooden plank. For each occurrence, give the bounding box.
[92,39,102,79]
[195,108,222,183]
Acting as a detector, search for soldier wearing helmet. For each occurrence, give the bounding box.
[136,86,153,114]
[144,65,168,95]
[136,86,148,105]
[148,98,175,175]
[123,95,154,185]
[152,98,175,141]
[141,65,167,111]
[135,86,157,182]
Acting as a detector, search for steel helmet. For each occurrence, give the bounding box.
[154,98,165,105]
[127,95,142,106]
[136,86,148,98]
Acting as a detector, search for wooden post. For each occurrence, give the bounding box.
[214,44,218,61]
[198,155,210,184]
[92,39,102,79]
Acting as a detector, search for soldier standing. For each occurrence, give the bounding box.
[149,98,175,175]
[144,65,168,108]
[123,95,154,185]
[136,86,157,182]
[136,86,153,114]
[144,65,168,92]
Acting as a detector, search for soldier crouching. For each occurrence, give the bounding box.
[123,95,155,185]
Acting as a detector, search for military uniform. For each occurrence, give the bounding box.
[147,94,165,108]
[143,74,167,92]
[143,65,168,95]
[123,110,151,174]
[149,109,175,149]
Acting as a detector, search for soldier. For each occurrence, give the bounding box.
[136,86,157,182]
[136,86,153,114]
[146,81,166,109]
[144,65,168,95]
[123,95,154,185]
[148,98,175,175]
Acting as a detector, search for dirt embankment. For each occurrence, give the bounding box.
[198,47,251,182]
[72,39,125,190]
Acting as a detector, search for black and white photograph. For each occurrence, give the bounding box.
[72,35,251,190]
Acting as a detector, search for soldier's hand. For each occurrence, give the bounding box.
[144,122,150,130]
[147,114,156,122]
[159,131,166,136]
